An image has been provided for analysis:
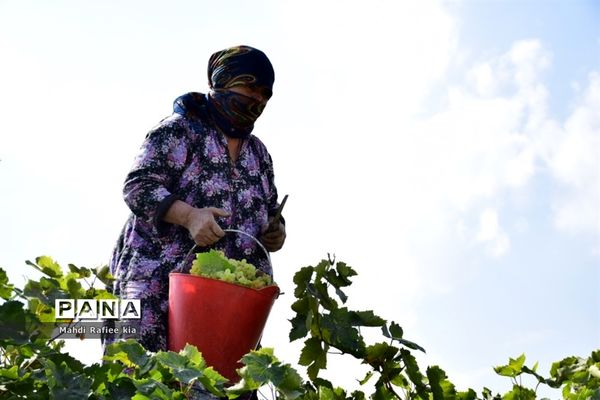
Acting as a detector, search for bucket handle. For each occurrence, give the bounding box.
[175,229,271,274]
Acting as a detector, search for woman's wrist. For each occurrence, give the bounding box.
[163,200,195,229]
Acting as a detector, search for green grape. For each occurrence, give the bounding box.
[237,276,252,286]
[189,250,273,288]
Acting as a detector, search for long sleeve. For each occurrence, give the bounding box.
[265,153,284,224]
[123,120,190,235]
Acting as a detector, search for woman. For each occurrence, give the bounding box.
[104,45,286,353]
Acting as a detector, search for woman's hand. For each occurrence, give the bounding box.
[259,218,286,252]
[183,207,230,247]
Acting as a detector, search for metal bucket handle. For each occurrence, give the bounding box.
[175,228,271,273]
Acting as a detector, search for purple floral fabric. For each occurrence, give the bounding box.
[103,108,280,352]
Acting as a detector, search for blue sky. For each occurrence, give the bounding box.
[0,0,598,396]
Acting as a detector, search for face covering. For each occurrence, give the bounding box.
[205,45,274,138]
[207,89,266,139]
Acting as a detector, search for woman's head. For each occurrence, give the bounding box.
[208,45,274,98]
[206,45,275,139]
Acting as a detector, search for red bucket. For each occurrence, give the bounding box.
[167,230,279,383]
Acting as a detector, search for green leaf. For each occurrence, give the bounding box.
[133,378,174,399]
[481,387,494,399]
[24,277,65,306]
[291,297,310,314]
[311,281,338,311]
[190,250,233,276]
[68,263,90,278]
[358,371,373,385]
[93,288,117,300]
[390,373,409,388]
[43,358,93,399]
[335,261,357,281]
[511,354,526,371]
[155,351,203,384]
[351,390,367,400]
[503,385,536,400]
[314,259,331,279]
[427,366,447,400]
[34,256,63,278]
[335,287,348,303]
[386,322,404,339]
[457,388,478,400]
[0,300,40,344]
[427,365,458,400]
[155,351,187,368]
[46,352,86,374]
[320,309,366,356]
[494,354,526,378]
[494,365,515,377]
[319,386,348,400]
[373,379,393,400]
[299,337,324,367]
[299,337,327,380]
[325,267,353,294]
[365,342,399,367]
[270,364,305,399]
[180,343,205,368]
[293,266,314,298]
[289,313,310,341]
[349,310,386,327]
[104,340,150,368]
[105,376,137,399]
[0,268,14,299]
[197,366,228,396]
[94,265,114,285]
[239,349,275,383]
[400,349,428,399]
[84,363,119,392]
[397,337,426,353]
[0,365,19,379]
[59,272,84,299]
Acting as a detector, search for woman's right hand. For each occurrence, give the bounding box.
[184,207,230,247]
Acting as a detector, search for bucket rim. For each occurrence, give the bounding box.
[169,272,280,295]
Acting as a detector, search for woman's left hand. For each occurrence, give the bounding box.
[259,219,286,252]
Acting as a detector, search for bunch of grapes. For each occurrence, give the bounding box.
[189,250,273,289]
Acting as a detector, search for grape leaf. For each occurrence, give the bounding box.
[293,266,314,298]
[190,250,232,276]
[0,268,14,300]
[32,256,63,278]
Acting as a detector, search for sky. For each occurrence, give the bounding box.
[0,0,599,397]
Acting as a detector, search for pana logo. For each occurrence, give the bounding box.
[55,299,141,320]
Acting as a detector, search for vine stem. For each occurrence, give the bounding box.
[384,381,402,399]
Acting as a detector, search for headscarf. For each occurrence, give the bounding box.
[206,45,275,139]
[208,45,275,94]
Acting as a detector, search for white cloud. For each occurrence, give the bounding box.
[468,62,498,97]
[508,40,551,89]
[476,208,510,257]
[401,39,598,260]
[548,72,600,236]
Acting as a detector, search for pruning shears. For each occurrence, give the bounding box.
[266,194,288,232]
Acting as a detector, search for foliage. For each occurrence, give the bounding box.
[0,255,598,399]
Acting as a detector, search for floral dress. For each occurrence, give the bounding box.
[103,97,280,353]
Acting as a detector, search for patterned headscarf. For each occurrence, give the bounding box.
[208,45,275,95]
[206,45,275,139]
